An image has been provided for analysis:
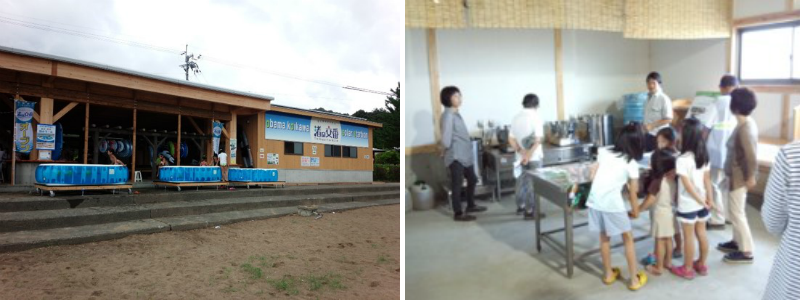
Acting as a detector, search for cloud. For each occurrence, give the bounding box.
[0,0,401,115]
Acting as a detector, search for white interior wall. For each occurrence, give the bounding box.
[650,39,728,100]
[562,30,650,124]
[405,29,436,147]
[436,29,557,132]
[735,0,787,18]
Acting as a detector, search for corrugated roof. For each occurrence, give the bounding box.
[270,104,373,123]
[0,45,274,101]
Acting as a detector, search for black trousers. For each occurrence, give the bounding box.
[449,161,477,215]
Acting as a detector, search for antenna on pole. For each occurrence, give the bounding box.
[179,44,202,81]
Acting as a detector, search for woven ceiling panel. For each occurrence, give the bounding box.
[624,0,731,39]
[469,0,564,29]
[563,0,624,32]
[406,0,467,29]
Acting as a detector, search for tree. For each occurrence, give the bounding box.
[350,83,400,150]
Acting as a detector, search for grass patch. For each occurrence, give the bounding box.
[377,255,390,264]
[371,243,378,248]
[269,275,299,295]
[240,263,263,280]
[305,273,347,291]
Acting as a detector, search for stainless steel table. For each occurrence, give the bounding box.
[531,162,651,278]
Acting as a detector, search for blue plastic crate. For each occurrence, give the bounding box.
[228,168,279,182]
[158,166,221,182]
[35,164,129,186]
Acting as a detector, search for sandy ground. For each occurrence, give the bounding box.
[0,205,400,299]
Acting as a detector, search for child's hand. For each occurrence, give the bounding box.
[706,199,714,210]
[746,177,756,189]
[628,210,639,219]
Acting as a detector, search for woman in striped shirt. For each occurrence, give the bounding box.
[762,141,800,299]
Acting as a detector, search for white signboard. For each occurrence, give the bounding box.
[300,156,311,167]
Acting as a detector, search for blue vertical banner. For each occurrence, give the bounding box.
[212,121,223,154]
[14,100,36,154]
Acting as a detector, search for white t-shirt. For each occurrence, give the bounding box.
[587,147,640,213]
[676,152,710,213]
[689,95,736,170]
[218,152,228,166]
[509,108,545,162]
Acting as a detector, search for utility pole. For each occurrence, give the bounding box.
[179,44,202,81]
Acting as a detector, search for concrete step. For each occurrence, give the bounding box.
[0,199,400,253]
[0,190,399,233]
[0,183,400,212]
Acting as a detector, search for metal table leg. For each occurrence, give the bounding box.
[565,207,574,278]
[535,193,542,252]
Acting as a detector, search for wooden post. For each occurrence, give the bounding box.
[782,94,791,140]
[229,111,237,165]
[426,28,442,143]
[83,103,89,164]
[177,114,182,166]
[554,29,565,120]
[131,108,137,182]
[11,99,15,185]
[794,105,800,141]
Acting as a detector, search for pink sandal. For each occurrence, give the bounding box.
[670,265,696,280]
[693,260,709,276]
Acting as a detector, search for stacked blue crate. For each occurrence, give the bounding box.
[157,166,221,182]
[228,168,279,182]
[35,164,128,186]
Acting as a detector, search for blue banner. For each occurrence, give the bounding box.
[15,100,35,154]
[265,111,369,148]
[212,121,223,154]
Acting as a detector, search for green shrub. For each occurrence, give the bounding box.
[373,164,400,182]
[375,150,399,165]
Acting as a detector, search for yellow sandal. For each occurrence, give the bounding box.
[603,267,621,285]
[628,271,648,291]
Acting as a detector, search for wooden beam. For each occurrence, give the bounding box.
[749,85,800,94]
[83,103,89,164]
[186,116,204,135]
[131,108,137,181]
[794,105,800,141]
[787,0,794,11]
[733,9,800,27]
[0,80,233,120]
[405,144,439,156]
[783,94,791,140]
[52,102,79,123]
[426,28,442,142]
[229,111,237,165]
[555,29,565,121]
[221,126,229,139]
[177,114,182,166]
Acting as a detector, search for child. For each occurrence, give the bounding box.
[718,87,758,263]
[671,118,714,279]
[587,123,648,291]
[638,148,678,275]
[641,128,684,266]
[107,150,124,166]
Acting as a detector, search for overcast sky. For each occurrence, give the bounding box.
[0,0,402,115]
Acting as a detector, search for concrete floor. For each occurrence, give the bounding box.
[406,195,780,300]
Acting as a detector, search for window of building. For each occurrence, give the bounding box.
[738,21,800,85]
[284,141,303,155]
[342,146,357,158]
[324,145,341,157]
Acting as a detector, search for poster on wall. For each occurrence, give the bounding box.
[310,157,319,167]
[212,121,223,154]
[264,111,369,148]
[300,156,311,167]
[312,145,317,155]
[267,153,278,165]
[14,100,36,154]
[36,124,56,150]
[260,153,265,159]
[229,138,237,165]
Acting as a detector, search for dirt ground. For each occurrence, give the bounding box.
[0,205,400,300]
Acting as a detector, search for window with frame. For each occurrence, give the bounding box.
[284,141,303,155]
[738,20,800,85]
[324,145,341,157]
[342,146,358,158]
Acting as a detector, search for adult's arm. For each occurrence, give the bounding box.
[740,126,758,188]
[762,147,790,236]
[440,112,454,150]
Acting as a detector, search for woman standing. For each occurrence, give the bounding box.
[762,141,800,299]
